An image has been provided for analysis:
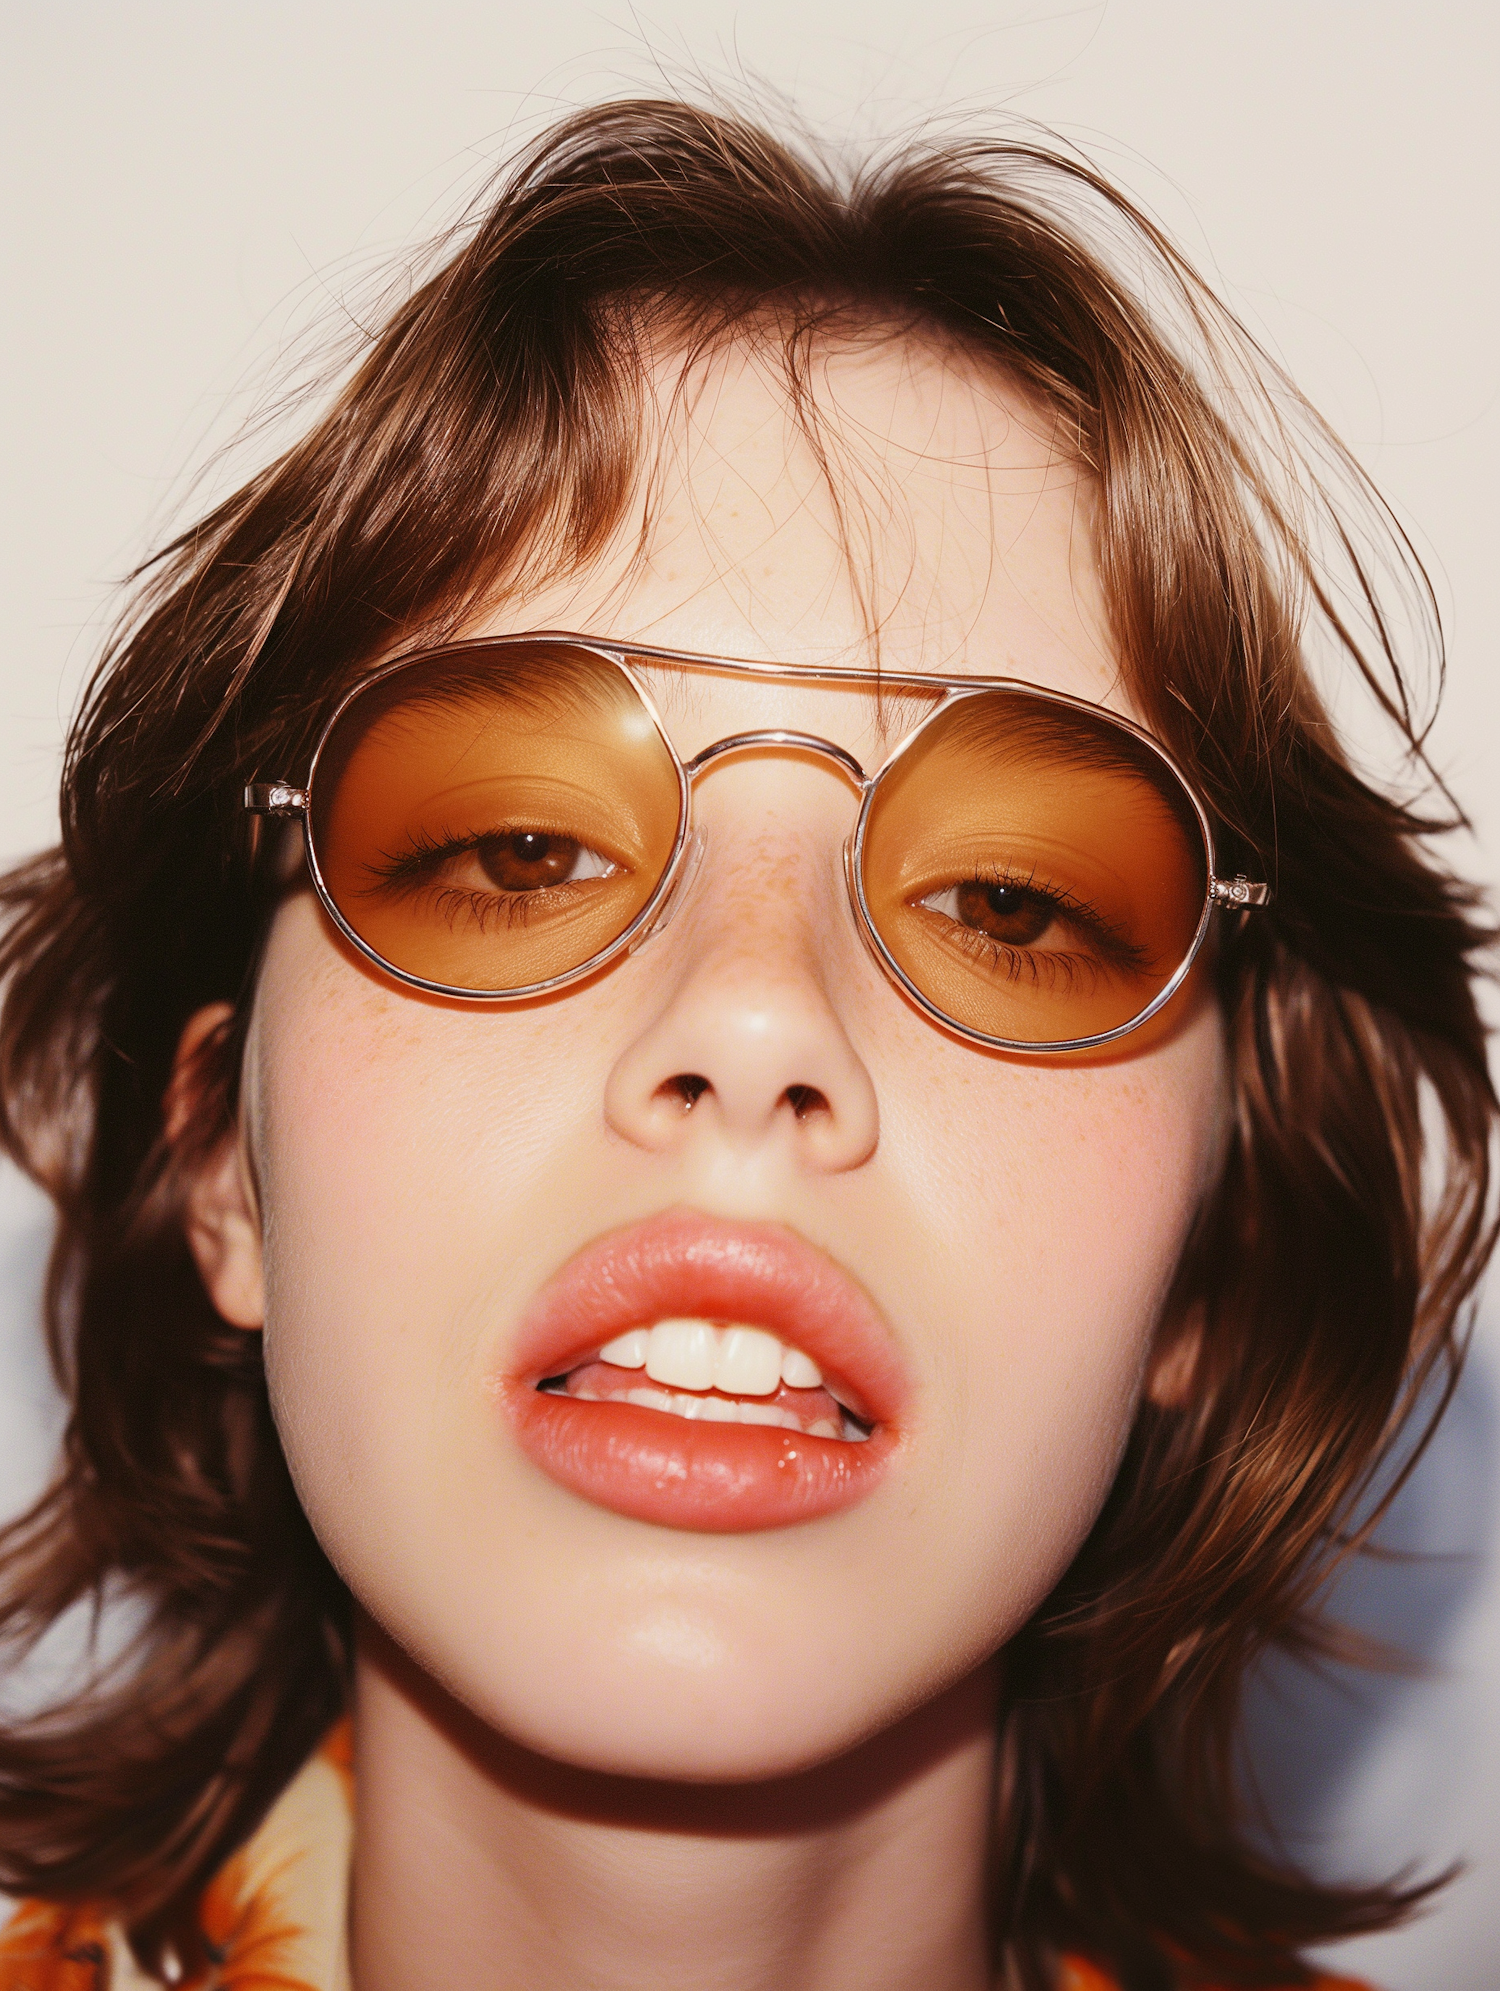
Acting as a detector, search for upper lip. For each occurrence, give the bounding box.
[507,1208,910,1427]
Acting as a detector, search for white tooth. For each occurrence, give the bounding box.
[599,1329,649,1369]
[780,1346,822,1389]
[840,1412,870,1442]
[810,1419,841,1439]
[626,1386,675,1413]
[714,1325,783,1397]
[697,1395,739,1422]
[737,1401,787,1426]
[641,1314,717,1393]
[646,1318,718,1391]
[572,1387,602,1401]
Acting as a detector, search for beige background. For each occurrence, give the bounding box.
[2,5,1496,1984]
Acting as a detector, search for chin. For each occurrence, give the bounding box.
[406,1620,893,1783]
[353,1508,1030,1792]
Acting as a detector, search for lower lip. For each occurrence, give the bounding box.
[508,1392,896,1532]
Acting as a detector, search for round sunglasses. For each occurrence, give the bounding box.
[245,634,1269,1054]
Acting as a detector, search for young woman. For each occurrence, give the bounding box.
[0,99,1492,1991]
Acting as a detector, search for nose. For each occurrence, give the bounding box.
[602,808,879,1175]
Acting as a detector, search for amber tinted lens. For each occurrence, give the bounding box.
[311,643,683,994]
[859,690,1209,1045]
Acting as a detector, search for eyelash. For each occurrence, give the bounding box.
[943,923,1097,991]
[365,837,1147,973]
[362,828,594,931]
[429,887,555,934]
[929,865,1148,982]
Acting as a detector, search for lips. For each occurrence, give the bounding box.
[500,1208,908,1532]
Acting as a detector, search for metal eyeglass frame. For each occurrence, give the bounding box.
[245,631,1271,1055]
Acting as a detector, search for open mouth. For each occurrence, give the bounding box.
[538,1319,874,1442]
[503,1210,905,1533]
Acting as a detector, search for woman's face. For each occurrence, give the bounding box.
[222,332,1227,1779]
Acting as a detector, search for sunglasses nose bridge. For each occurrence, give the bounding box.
[682,730,869,788]
[628,731,873,968]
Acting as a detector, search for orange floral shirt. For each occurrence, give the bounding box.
[0,1730,1374,1990]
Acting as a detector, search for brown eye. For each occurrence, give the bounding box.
[476,832,589,892]
[949,880,1053,945]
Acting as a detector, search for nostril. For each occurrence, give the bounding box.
[783,1083,830,1121]
[657,1073,710,1112]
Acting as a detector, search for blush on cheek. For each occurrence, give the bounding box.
[922,1022,1224,1529]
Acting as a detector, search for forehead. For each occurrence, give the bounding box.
[467,325,1124,715]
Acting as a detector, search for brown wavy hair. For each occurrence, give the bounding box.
[0,99,1494,1990]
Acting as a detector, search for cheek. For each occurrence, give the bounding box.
[246,904,611,1547]
[870,997,1225,1595]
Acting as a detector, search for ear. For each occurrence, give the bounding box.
[170,1002,264,1331]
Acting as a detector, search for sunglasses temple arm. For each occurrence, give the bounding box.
[1208,874,1271,909]
[245,783,309,818]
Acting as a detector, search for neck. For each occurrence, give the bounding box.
[349,1618,1001,1991]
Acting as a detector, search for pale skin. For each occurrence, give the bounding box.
[181,328,1229,1990]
